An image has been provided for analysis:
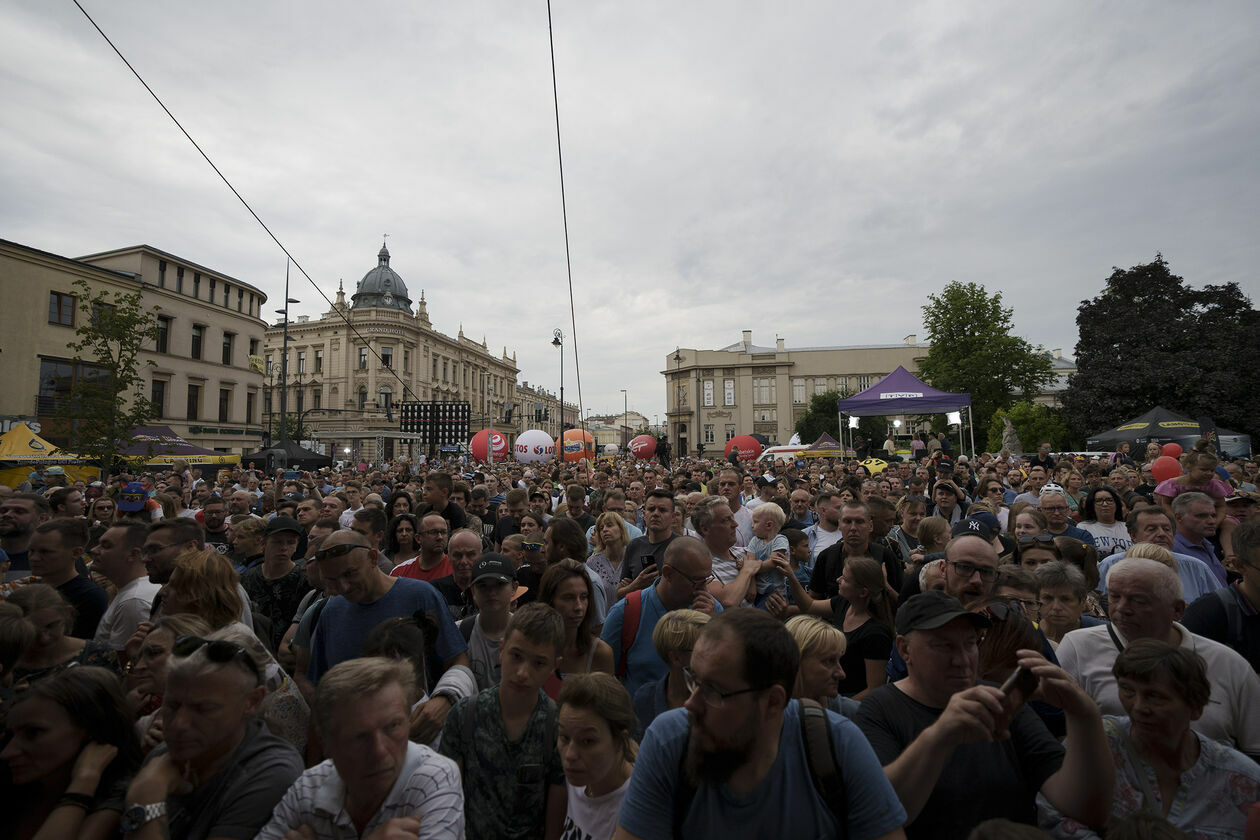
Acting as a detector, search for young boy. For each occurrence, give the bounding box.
[458,554,527,691]
[440,603,566,840]
[782,527,812,595]
[747,503,790,609]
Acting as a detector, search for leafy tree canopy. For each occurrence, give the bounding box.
[1061,255,1260,440]
[987,401,1071,453]
[918,282,1056,438]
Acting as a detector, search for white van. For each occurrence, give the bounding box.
[755,445,811,464]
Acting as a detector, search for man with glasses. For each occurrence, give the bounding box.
[854,591,1111,839]
[140,519,255,629]
[615,608,906,839]
[307,530,473,743]
[1037,487,1096,548]
[122,633,304,839]
[390,512,453,582]
[601,536,720,696]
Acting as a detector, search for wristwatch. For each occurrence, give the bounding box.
[120,802,167,833]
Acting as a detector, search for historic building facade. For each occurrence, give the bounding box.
[0,239,268,455]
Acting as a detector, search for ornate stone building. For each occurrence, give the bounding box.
[263,243,521,462]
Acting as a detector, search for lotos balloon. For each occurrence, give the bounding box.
[513,429,555,464]
[629,434,657,460]
[1150,455,1182,483]
[724,434,763,462]
[558,429,595,463]
[470,429,509,463]
[1161,442,1183,458]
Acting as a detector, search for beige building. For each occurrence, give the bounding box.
[262,243,527,463]
[0,239,267,455]
[664,330,930,456]
[514,380,578,443]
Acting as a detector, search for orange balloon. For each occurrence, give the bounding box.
[558,429,595,463]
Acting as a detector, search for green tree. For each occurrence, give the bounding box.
[987,401,1071,453]
[919,282,1056,438]
[794,390,883,451]
[277,415,311,442]
[1061,255,1260,440]
[59,278,160,478]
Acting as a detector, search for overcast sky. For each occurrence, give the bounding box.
[3,1,1257,426]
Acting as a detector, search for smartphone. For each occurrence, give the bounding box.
[996,666,1039,735]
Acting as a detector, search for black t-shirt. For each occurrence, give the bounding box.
[492,515,520,546]
[205,529,231,556]
[58,574,108,640]
[6,549,29,574]
[854,683,1064,840]
[828,600,894,696]
[515,566,543,606]
[569,511,597,532]
[431,574,476,621]
[417,501,469,534]
[811,542,903,600]
[1182,586,1260,673]
[623,534,678,582]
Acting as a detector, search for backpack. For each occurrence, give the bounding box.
[616,589,644,679]
[670,697,846,838]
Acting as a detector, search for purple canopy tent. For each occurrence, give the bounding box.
[835,367,974,457]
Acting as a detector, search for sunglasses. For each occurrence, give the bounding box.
[1018,534,1055,545]
[522,542,543,552]
[173,635,261,683]
[313,543,367,562]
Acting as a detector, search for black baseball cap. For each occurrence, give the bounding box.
[896,591,992,635]
[264,515,303,537]
[951,513,1000,542]
[472,553,516,585]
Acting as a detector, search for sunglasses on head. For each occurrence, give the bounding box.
[173,635,261,683]
[522,542,543,552]
[313,543,367,562]
[1018,534,1055,545]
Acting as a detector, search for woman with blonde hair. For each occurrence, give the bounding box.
[127,613,212,751]
[557,673,638,840]
[632,608,709,730]
[917,516,951,559]
[587,512,628,609]
[784,615,858,717]
[10,585,119,685]
[160,549,246,632]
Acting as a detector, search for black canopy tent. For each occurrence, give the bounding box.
[242,440,333,471]
[1086,406,1252,458]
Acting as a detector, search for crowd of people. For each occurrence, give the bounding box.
[0,439,1257,839]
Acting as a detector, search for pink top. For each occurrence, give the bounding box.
[1153,477,1233,500]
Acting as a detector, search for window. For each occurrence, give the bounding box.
[703,424,715,444]
[312,388,321,410]
[186,384,201,420]
[724,378,735,406]
[265,354,274,376]
[815,379,828,396]
[263,390,272,416]
[357,386,368,410]
[314,349,323,373]
[381,347,393,368]
[248,293,255,316]
[793,379,806,404]
[222,333,234,366]
[237,288,243,312]
[158,261,167,288]
[151,380,166,418]
[756,408,777,422]
[857,375,872,390]
[190,325,204,359]
[223,284,230,306]
[754,377,775,404]
[246,392,255,424]
[433,359,438,379]
[725,424,736,442]
[209,277,216,301]
[193,272,200,298]
[218,388,231,422]
[297,351,306,374]
[443,361,448,382]
[48,292,75,326]
[248,338,259,356]
[703,380,714,407]
[403,349,410,371]
[295,389,303,415]
[358,347,368,370]
[378,386,392,411]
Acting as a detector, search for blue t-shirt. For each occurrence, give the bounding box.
[308,577,467,684]
[1048,523,1097,548]
[618,704,906,839]
[600,584,722,697]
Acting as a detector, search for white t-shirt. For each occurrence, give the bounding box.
[1077,520,1132,557]
[94,577,162,649]
[562,776,630,840]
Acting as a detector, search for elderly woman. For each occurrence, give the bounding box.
[784,615,859,717]
[1034,562,1105,648]
[632,608,709,732]
[127,613,213,751]
[1038,639,1260,838]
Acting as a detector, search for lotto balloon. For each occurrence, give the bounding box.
[1151,455,1182,483]
[513,429,555,464]
[724,435,763,461]
[629,434,657,460]
[559,429,595,463]
[1161,442,1183,458]
[470,429,509,462]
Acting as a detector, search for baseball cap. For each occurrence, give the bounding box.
[283,492,305,503]
[896,591,992,635]
[45,466,66,476]
[933,480,962,498]
[117,482,148,512]
[264,515,303,537]
[951,513,1000,542]
[472,553,517,585]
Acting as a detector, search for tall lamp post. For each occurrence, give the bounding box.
[673,348,682,456]
[552,329,564,443]
[275,263,300,458]
[620,388,628,450]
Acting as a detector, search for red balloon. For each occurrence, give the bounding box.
[1161,442,1183,458]
[628,434,657,460]
[724,435,763,461]
[1151,455,1182,483]
[469,429,508,462]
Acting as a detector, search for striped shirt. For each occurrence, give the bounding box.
[257,741,464,840]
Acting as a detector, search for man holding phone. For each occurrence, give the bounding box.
[854,591,1113,840]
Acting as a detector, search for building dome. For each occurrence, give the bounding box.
[350,242,413,313]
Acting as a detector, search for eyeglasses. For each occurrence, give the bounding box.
[1018,534,1055,545]
[313,543,367,562]
[173,635,261,684]
[980,602,1023,622]
[1093,497,1117,505]
[419,529,448,537]
[948,561,999,582]
[682,667,764,708]
[667,565,716,588]
[141,542,178,556]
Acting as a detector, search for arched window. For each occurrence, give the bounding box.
[378,386,392,411]
[358,386,368,410]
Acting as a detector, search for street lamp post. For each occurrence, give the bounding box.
[275,261,300,459]
[620,388,628,450]
[552,329,564,443]
[673,348,682,457]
